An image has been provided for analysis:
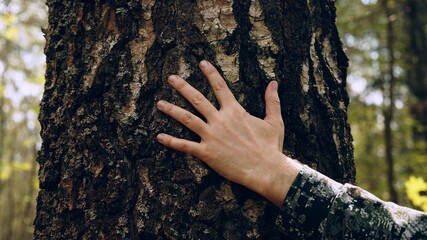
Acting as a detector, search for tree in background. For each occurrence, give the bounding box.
[404,0,427,143]
[0,1,46,239]
[381,0,399,204]
[337,0,399,203]
[402,0,427,212]
[336,0,427,211]
[35,0,354,239]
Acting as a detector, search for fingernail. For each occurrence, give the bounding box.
[157,100,166,108]
[157,133,164,141]
[272,81,278,91]
[200,60,209,68]
[168,75,177,84]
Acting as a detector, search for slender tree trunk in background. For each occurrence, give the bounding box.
[35,1,355,239]
[5,128,17,240]
[0,81,4,196]
[381,0,399,204]
[404,0,427,148]
[0,73,6,189]
[20,143,39,240]
[0,42,12,196]
[0,81,4,166]
[363,120,378,191]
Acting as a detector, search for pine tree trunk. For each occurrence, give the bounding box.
[35,0,355,239]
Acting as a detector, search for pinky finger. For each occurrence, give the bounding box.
[157,133,200,156]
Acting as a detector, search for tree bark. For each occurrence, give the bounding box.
[35,0,355,239]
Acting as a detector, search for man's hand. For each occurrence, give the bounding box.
[156,60,301,206]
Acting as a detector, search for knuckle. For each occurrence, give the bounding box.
[195,147,206,160]
[193,94,205,105]
[177,80,187,90]
[183,111,194,124]
[229,103,240,112]
[271,95,280,104]
[226,105,246,119]
[214,80,226,91]
[233,105,246,115]
[206,67,216,76]
[165,103,174,112]
[182,142,191,154]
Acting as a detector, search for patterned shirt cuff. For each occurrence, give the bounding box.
[276,165,343,238]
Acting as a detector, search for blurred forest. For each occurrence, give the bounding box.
[0,0,46,239]
[336,0,427,212]
[0,0,426,239]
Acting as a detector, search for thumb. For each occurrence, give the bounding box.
[264,81,283,124]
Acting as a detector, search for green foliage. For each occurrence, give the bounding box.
[337,0,427,211]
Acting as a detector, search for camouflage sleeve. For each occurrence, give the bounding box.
[276,165,427,239]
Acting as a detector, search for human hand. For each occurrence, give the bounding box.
[156,60,301,206]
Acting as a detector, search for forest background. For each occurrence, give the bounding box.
[0,0,426,239]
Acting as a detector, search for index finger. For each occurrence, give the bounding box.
[199,60,237,107]
[167,75,218,121]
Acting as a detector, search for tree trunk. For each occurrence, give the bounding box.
[35,1,355,239]
[381,0,398,204]
[404,0,427,146]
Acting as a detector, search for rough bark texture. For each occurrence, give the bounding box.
[35,0,355,239]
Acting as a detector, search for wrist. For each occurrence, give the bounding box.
[256,153,302,207]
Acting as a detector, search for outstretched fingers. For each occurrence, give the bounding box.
[157,133,201,157]
[167,75,218,121]
[157,100,208,136]
[199,60,237,108]
[264,81,283,126]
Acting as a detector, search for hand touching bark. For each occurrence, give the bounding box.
[156,60,301,206]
